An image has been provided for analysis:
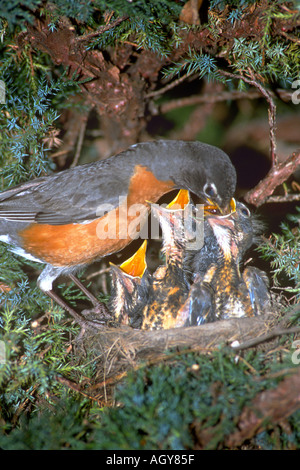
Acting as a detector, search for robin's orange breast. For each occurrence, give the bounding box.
[18,165,175,267]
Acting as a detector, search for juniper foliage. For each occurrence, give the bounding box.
[1,349,300,450]
[258,207,300,302]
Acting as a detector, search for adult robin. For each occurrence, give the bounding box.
[0,140,236,325]
[183,201,270,325]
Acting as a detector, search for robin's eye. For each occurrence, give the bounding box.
[240,205,250,218]
[204,183,217,198]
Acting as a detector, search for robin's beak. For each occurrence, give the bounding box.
[204,197,236,216]
[117,240,148,278]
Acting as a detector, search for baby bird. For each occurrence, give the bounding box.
[109,240,151,327]
[183,201,270,325]
[140,190,195,330]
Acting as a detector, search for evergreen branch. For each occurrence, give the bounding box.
[75,16,129,43]
[232,326,300,351]
[146,71,195,99]
[1,0,300,449]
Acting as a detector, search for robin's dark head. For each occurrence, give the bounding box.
[133,140,236,214]
[169,141,236,213]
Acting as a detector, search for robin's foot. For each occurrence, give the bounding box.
[81,302,112,324]
[46,289,110,332]
[68,273,113,326]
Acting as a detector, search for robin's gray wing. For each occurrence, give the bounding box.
[0,157,135,225]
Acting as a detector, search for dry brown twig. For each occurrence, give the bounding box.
[220,69,278,166]
[245,150,300,207]
[159,88,293,114]
[264,193,300,204]
[217,70,300,207]
[75,16,129,43]
[146,72,196,99]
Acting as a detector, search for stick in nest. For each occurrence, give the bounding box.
[74,309,298,391]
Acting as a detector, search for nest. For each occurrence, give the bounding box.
[73,304,299,403]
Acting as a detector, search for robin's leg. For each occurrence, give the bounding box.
[68,274,103,307]
[45,289,104,330]
[68,274,112,320]
[37,266,111,327]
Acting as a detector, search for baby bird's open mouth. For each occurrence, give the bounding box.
[204,198,236,217]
